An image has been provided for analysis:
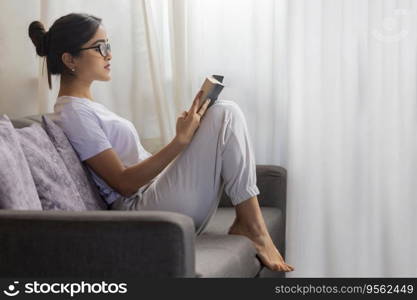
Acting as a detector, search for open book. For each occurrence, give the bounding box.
[199,75,225,109]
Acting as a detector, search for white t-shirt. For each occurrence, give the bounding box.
[53,96,152,205]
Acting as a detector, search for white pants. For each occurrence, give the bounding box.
[110,100,260,235]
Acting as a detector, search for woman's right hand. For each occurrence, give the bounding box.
[174,90,211,146]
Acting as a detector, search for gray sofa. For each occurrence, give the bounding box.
[0,113,287,278]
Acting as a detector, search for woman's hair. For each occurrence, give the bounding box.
[28,13,102,90]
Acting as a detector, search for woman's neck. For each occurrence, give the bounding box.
[58,75,94,101]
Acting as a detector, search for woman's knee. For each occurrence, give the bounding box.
[206,99,246,123]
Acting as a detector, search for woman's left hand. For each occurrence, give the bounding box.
[174,90,211,146]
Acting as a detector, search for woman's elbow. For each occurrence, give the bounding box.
[115,168,149,198]
[117,170,143,197]
[116,181,137,198]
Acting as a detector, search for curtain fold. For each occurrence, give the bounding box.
[130,0,175,149]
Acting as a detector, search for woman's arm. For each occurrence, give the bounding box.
[85,137,186,197]
[86,91,211,198]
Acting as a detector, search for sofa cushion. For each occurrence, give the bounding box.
[198,207,284,277]
[16,123,87,211]
[195,234,260,277]
[42,115,108,210]
[0,115,42,210]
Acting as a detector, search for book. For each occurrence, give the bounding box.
[199,75,225,109]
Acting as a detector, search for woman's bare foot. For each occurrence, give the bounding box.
[227,218,295,272]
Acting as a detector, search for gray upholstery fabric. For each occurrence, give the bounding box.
[16,123,87,211]
[0,115,42,210]
[42,115,108,210]
[10,117,41,129]
[0,210,195,278]
[195,234,260,277]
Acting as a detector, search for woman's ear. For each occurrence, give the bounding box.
[61,52,76,70]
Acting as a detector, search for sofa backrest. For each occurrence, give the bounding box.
[10,114,53,129]
[9,114,109,211]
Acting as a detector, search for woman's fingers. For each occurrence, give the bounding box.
[189,90,204,115]
[197,98,211,117]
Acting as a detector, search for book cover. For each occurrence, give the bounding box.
[199,75,225,109]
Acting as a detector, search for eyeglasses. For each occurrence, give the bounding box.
[77,42,111,57]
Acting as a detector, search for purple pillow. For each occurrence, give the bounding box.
[16,123,87,211]
[0,115,42,210]
[42,115,108,210]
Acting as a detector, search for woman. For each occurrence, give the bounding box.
[28,13,294,273]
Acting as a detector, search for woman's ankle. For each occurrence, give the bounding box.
[231,217,267,237]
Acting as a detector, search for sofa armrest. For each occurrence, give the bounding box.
[0,210,195,278]
[253,164,287,209]
[219,164,287,210]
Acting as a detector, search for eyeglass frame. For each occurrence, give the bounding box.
[77,42,111,57]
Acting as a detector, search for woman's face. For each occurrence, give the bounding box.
[65,25,112,82]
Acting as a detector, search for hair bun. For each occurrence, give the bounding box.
[28,21,49,57]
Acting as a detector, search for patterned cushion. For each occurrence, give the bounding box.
[16,123,87,211]
[42,115,108,210]
[0,115,42,210]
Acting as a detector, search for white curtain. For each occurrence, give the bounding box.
[156,0,417,277]
[1,0,416,276]
[280,0,417,277]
